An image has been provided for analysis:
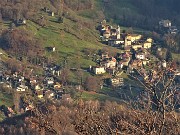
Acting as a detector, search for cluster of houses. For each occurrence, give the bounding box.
[93,20,180,88]
[0,63,71,101]
[90,48,153,87]
[14,7,56,27]
[99,21,153,51]
[0,61,74,116]
[159,19,179,34]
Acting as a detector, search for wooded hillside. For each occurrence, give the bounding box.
[104,0,180,30]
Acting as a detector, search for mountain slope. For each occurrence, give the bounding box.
[103,0,180,29]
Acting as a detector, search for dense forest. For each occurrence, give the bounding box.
[0,0,93,21]
[104,0,180,30]
[1,0,180,30]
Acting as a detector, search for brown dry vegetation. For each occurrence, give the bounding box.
[0,100,179,135]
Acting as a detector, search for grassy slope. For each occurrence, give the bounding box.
[0,1,142,104]
[0,92,13,121]
[25,13,104,68]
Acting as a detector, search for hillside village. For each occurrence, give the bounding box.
[91,20,179,87]
[0,18,180,117]
[0,1,179,134]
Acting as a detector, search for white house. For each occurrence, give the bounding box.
[108,39,124,46]
[16,85,28,91]
[162,60,167,68]
[44,77,54,85]
[52,47,56,52]
[51,12,55,17]
[136,53,145,60]
[159,20,171,28]
[93,67,106,74]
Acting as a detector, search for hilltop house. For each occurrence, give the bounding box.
[159,19,171,28]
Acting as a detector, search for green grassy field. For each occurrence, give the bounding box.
[80,91,123,103]
[24,16,103,68]
[0,92,13,121]
[172,53,180,60]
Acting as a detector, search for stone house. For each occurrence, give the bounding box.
[110,77,124,87]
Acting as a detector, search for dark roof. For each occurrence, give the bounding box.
[110,29,116,33]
